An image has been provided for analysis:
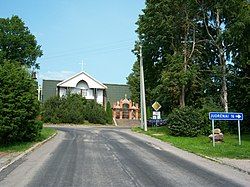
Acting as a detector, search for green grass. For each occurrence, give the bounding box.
[132,127,250,159]
[0,127,56,153]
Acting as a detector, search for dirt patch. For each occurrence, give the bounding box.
[152,133,164,136]
[0,152,9,157]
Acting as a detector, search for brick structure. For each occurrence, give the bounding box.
[112,96,139,120]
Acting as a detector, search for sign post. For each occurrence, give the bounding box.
[209,112,244,146]
[212,120,215,147]
[152,102,162,128]
[238,120,241,145]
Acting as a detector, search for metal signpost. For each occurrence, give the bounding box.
[209,112,244,147]
[152,102,161,128]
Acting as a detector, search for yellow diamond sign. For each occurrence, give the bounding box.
[152,101,161,111]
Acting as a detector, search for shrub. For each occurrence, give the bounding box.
[106,101,113,124]
[59,94,86,123]
[43,94,108,124]
[85,100,107,124]
[167,106,204,137]
[42,96,62,123]
[0,62,41,144]
[199,99,225,135]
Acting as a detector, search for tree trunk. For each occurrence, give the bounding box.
[221,55,228,112]
[180,33,188,108]
[216,9,228,112]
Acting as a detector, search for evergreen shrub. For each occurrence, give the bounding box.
[85,100,107,124]
[106,101,113,124]
[43,94,108,124]
[199,99,225,135]
[167,106,203,137]
[0,62,42,144]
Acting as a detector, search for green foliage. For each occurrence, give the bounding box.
[106,101,113,124]
[127,0,250,135]
[199,99,225,135]
[0,62,41,144]
[43,94,108,124]
[167,107,204,137]
[60,94,86,124]
[85,100,107,124]
[0,16,42,69]
[127,61,140,103]
[42,96,62,123]
[133,126,250,159]
[0,127,56,153]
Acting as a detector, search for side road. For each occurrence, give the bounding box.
[0,125,249,177]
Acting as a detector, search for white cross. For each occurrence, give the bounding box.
[79,60,86,71]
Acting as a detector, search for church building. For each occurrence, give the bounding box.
[56,71,107,106]
[41,71,140,120]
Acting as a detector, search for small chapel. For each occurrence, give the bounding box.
[41,71,140,120]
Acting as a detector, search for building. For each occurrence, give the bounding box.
[41,71,140,120]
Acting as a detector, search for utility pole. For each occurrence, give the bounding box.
[139,45,147,131]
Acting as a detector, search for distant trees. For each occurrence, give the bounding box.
[128,0,250,134]
[0,15,42,144]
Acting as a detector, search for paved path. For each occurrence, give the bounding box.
[0,127,249,187]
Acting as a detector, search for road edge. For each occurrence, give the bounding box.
[0,131,58,173]
[129,130,250,175]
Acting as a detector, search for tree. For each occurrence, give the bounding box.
[130,0,205,110]
[0,61,42,144]
[0,15,42,69]
[198,0,247,112]
[127,60,140,103]
[227,1,250,131]
[129,0,249,134]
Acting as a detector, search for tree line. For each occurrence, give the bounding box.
[128,0,249,134]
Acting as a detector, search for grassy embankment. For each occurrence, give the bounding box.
[132,126,250,159]
[0,127,56,153]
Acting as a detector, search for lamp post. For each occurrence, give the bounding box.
[139,45,147,131]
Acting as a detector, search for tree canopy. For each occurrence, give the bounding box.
[0,15,42,69]
[128,0,249,132]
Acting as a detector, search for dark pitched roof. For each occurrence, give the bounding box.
[42,80,62,102]
[104,83,131,105]
[42,80,131,105]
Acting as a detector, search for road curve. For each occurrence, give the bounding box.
[0,127,249,187]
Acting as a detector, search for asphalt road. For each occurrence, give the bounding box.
[0,127,249,187]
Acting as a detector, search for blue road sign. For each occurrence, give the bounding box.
[209,112,243,121]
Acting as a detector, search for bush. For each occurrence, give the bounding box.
[42,96,62,123]
[85,100,107,124]
[106,101,113,124]
[0,62,41,144]
[167,106,204,137]
[59,94,86,124]
[199,99,225,135]
[43,94,108,124]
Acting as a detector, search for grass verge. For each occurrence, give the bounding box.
[0,127,56,153]
[132,126,250,159]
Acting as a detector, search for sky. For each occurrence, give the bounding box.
[0,0,145,85]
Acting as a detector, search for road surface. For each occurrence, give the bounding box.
[0,127,249,187]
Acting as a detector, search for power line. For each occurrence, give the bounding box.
[41,39,134,60]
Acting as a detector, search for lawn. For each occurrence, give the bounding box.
[132,126,250,159]
[0,127,56,153]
